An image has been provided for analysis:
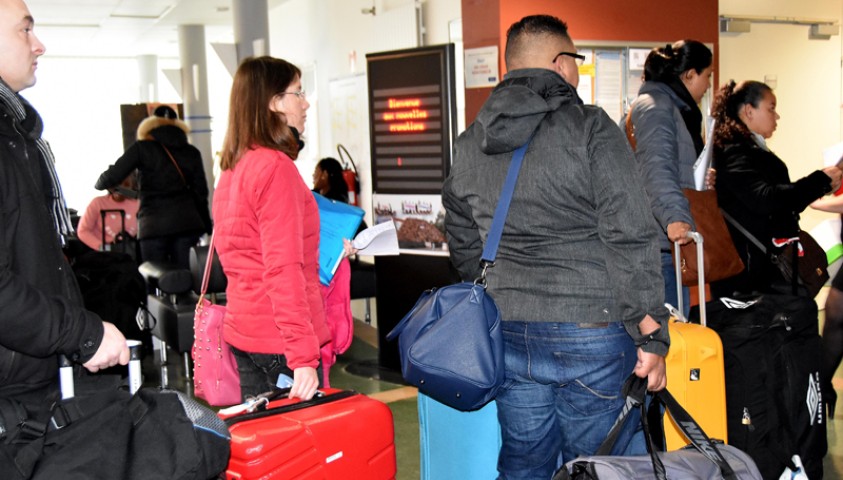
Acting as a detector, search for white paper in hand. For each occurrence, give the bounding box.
[352,221,399,256]
[823,141,843,167]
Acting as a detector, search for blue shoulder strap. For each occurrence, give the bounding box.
[479,139,530,267]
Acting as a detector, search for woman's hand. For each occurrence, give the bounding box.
[342,238,359,259]
[667,221,692,245]
[290,366,320,400]
[705,167,716,190]
[823,166,843,194]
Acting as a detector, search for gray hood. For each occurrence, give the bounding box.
[475,68,582,155]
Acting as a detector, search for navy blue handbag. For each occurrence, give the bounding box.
[386,140,530,411]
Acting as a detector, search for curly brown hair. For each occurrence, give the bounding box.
[711,80,772,150]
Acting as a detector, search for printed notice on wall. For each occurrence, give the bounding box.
[464,46,499,89]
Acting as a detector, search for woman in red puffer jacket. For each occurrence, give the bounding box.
[213,56,330,402]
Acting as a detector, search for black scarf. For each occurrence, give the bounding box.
[0,79,74,243]
[664,78,704,156]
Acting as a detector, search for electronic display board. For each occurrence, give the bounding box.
[366,44,457,194]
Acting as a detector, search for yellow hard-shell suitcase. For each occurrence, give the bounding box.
[664,232,728,449]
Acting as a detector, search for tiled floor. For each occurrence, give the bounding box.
[146,317,843,480]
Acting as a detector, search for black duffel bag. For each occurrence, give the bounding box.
[703,294,826,480]
[0,379,230,479]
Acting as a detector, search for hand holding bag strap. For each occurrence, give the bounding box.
[480,140,531,271]
[591,375,739,480]
[593,376,667,480]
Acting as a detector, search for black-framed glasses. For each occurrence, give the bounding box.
[553,52,586,67]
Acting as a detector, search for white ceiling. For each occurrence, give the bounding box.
[26,0,286,59]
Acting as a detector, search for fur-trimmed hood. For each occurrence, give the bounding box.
[136,115,191,143]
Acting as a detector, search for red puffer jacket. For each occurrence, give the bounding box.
[212,147,330,370]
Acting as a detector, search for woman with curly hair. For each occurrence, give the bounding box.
[709,80,841,297]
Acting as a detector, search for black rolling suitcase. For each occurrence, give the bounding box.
[72,207,147,350]
[704,294,826,479]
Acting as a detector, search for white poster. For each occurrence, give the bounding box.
[464,46,499,89]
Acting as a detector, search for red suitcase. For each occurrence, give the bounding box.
[219,388,397,479]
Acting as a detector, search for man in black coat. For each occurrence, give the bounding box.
[0,0,128,427]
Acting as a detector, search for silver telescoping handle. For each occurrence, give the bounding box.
[58,354,74,399]
[674,231,706,327]
[58,340,143,399]
[126,340,143,394]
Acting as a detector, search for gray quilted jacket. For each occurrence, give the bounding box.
[443,68,669,355]
[628,81,698,252]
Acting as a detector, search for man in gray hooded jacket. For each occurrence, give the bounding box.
[443,15,669,479]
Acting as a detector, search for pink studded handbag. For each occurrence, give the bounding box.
[193,234,241,406]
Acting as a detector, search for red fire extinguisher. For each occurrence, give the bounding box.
[337,144,361,206]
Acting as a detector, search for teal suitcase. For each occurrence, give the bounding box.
[418,393,501,479]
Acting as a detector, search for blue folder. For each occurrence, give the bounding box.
[313,192,364,286]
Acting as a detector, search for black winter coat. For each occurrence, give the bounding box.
[96,121,212,239]
[712,137,831,296]
[0,96,103,407]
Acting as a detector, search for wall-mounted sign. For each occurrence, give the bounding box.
[366,44,457,195]
[464,46,499,89]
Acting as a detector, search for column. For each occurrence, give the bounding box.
[178,24,215,201]
[232,0,270,62]
[137,54,158,103]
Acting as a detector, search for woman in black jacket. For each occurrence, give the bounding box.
[96,106,212,269]
[710,81,841,297]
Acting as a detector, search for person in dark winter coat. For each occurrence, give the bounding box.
[95,105,212,269]
[0,0,129,440]
[710,80,841,297]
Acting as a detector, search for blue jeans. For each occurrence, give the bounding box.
[495,321,644,480]
[230,346,323,401]
[662,251,690,318]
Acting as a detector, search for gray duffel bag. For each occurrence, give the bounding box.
[554,375,762,480]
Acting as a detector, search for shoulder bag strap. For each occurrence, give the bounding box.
[479,139,531,275]
[625,112,637,151]
[159,143,187,185]
[720,209,767,254]
[721,209,799,293]
[199,233,216,298]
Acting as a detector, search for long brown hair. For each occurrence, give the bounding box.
[220,56,301,171]
[711,80,772,150]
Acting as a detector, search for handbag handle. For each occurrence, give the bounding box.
[199,232,216,298]
[594,375,738,480]
[478,139,531,283]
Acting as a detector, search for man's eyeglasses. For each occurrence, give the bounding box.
[553,52,586,67]
[282,90,307,100]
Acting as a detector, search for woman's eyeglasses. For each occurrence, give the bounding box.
[282,90,307,100]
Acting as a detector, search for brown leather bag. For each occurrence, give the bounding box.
[672,189,745,285]
[624,113,745,285]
